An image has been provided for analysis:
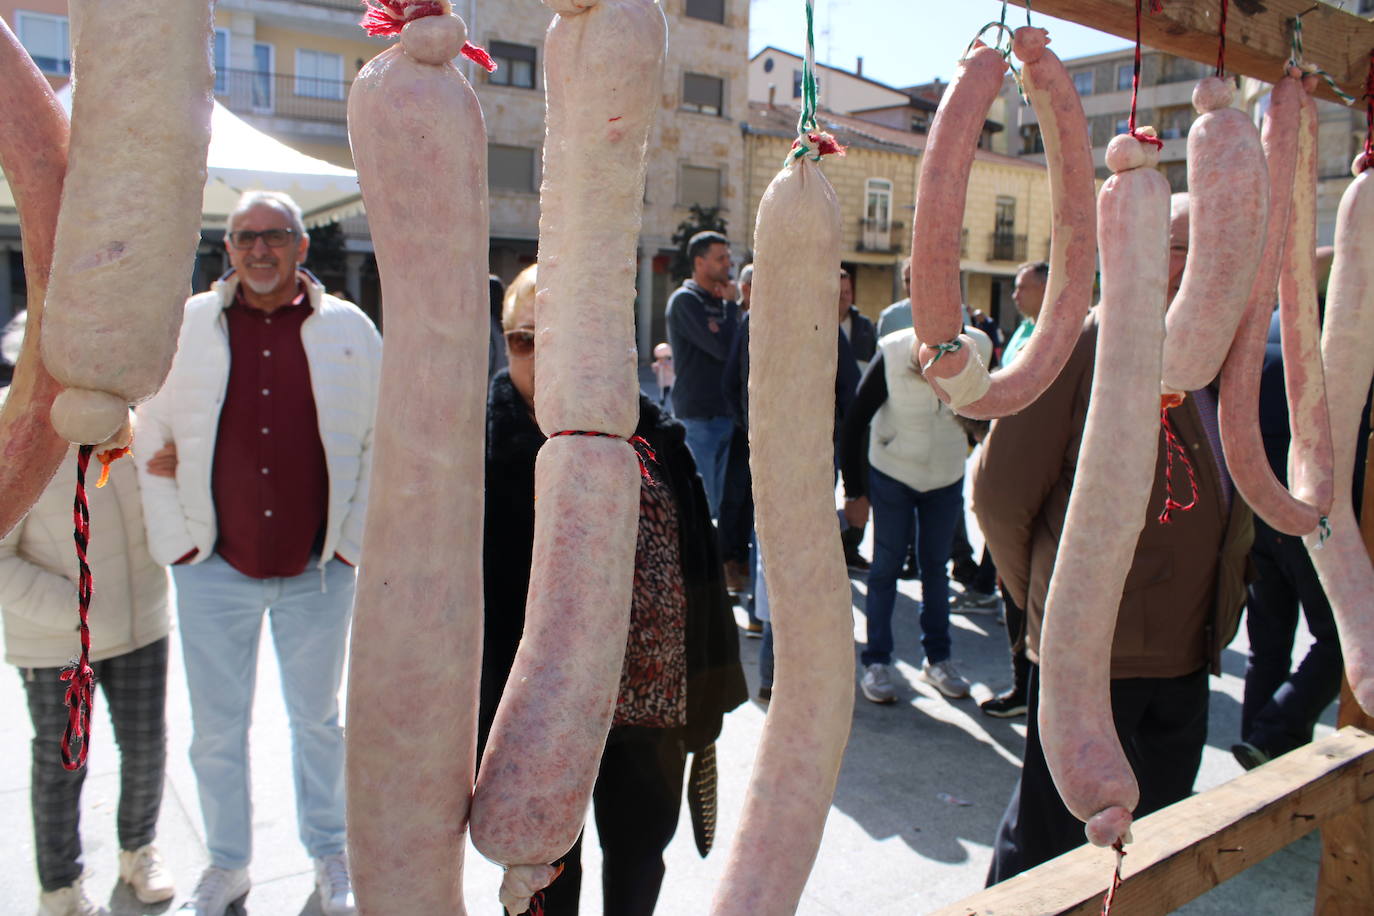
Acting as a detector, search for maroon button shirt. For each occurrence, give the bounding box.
[211,281,330,579]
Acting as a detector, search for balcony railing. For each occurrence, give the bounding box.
[988,232,1028,262]
[856,218,905,253]
[216,68,351,124]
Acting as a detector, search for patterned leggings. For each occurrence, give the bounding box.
[21,637,168,892]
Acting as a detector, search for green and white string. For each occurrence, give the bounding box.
[789,0,821,163]
[1289,15,1357,106]
[921,339,964,373]
[966,0,1033,101]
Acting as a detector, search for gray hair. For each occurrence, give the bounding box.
[1,310,25,366]
[228,191,306,238]
[738,264,753,287]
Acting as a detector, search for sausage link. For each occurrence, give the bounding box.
[1218,75,1320,535]
[344,13,487,912]
[1039,133,1171,849]
[1303,159,1374,714]
[0,19,69,538]
[708,150,853,916]
[1281,80,1336,519]
[1161,77,1268,393]
[39,0,213,445]
[920,28,1096,420]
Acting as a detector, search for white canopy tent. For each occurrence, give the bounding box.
[0,87,365,230]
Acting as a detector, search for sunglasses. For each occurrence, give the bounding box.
[504,329,535,358]
[228,228,298,249]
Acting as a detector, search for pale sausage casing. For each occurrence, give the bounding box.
[709,151,853,916]
[345,13,486,913]
[1161,77,1267,394]
[40,0,213,446]
[0,18,69,539]
[533,0,666,438]
[1302,161,1374,714]
[1218,76,1318,536]
[1039,133,1169,849]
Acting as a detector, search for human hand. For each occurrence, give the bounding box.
[843,496,870,529]
[145,442,178,478]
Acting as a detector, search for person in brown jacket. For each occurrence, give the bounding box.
[976,194,1253,884]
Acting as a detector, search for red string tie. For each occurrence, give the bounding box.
[1127,0,1166,149]
[549,430,659,485]
[1101,840,1128,914]
[360,0,498,72]
[1363,49,1374,163]
[1158,402,1199,524]
[61,445,97,771]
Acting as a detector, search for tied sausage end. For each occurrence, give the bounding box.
[50,388,128,446]
[1085,806,1133,849]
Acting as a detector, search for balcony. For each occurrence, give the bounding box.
[856,218,905,253]
[988,232,1027,262]
[217,68,350,124]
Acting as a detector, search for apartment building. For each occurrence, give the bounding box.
[1006,47,1214,190]
[742,102,1052,332]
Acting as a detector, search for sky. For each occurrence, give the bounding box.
[747,0,1134,89]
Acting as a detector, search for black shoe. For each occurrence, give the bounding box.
[1231,741,1270,771]
[845,551,871,572]
[979,689,1028,718]
[898,564,920,580]
[757,685,772,702]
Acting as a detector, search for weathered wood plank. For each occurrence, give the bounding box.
[1003,0,1374,106]
[930,727,1374,915]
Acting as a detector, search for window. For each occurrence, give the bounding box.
[489,144,537,192]
[864,179,892,230]
[682,73,724,116]
[1116,63,1134,92]
[1115,117,1130,136]
[791,69,820,100]
[295,49,344,100]
[252,43,274,112]
[214,29,230,95]
[16,11,70,75]
[680,164,721,208]
[488,41,536,89]
[1072,70,1094,95]
[995,197,1016,236]
[763,57,774,73]
[685,0,726,24]
[1021,124,1044,154]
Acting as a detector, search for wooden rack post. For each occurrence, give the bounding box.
[1005,0,1374,106]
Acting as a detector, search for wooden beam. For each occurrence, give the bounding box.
[930,727,1374,915]
[1004,0,1374,107]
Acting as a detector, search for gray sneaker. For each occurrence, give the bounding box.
[860,663,897,704]
[950,586,1001,614]
[921,658,971,699]
[38,882,108,916]
[180,866,249,916]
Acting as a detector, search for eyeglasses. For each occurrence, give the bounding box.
[504,329,535,358]
[228,228,298,249]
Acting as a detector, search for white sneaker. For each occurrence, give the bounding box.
[38,882,108,916]
[179,866,249,916]
[314,853,357,916]
[860,663,897,704]
[118,843,175,903]
[921,658,971,699]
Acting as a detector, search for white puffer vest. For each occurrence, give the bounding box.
[867,328,990,493]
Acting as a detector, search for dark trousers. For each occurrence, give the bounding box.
[999,586,1030,695]
[21,637,169,891]
[951,514,997,594]
[1242,519,1342,757]
[717,427,753,566]
[536,729,687,915]
[986,663,1208,885]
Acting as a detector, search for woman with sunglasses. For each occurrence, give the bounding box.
[478,265,746,914]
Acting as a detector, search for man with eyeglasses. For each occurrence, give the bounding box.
[135,191,381,916]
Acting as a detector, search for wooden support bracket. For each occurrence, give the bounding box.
[1003,0,1374,106]
[931,726,1374,915]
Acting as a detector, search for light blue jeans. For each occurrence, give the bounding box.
[680,415,734,519]
[172,553,354,869]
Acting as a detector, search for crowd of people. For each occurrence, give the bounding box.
[0,192,1358,916]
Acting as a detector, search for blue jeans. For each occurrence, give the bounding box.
[680,415,734,518]
[861,469,963,667]
[172,553,355,869]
